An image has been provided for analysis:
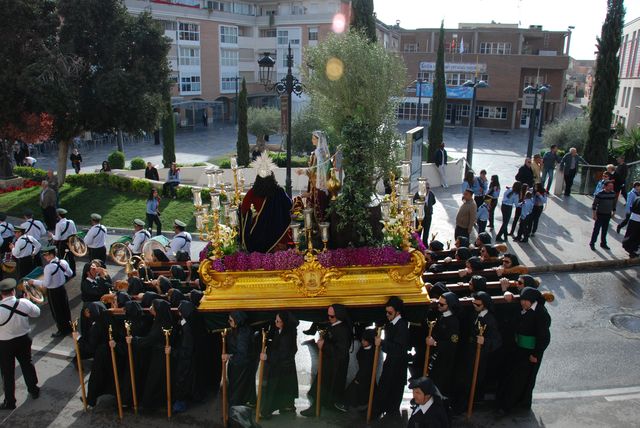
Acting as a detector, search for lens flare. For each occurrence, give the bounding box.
[332,13,346,34]
[326,57,344,81]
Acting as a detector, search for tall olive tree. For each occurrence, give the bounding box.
[585,0,625,164]
[427,21,446,163]
[303,31,406,245]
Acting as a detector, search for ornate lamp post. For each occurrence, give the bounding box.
[258,44,303,197]
[523,84,550,158]
[462,79,488,172]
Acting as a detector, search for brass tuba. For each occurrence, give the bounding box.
[17,280,45,305]
[1,252,16,273]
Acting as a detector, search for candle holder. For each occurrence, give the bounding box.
[290,222,301,247]
[192,187,203,209]
[318,222,330,251]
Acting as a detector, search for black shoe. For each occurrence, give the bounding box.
[0,402,16,410]
[616,225,622,234]
[51,331,66,338]
[520,239,528,244]
[589,243,596,251]
[530,233,535,237]
[334,403,347,413]
[29,387,40,399]
[600,244,611,250]
[300,407,315,417]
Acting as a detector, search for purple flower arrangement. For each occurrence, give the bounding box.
[206,246,411,272]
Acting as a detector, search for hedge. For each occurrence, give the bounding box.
[13,166,48,181]
[108,151,125,169]
[214,154,308,169]
[130,157,146,170]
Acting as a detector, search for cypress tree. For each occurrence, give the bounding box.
[428,21,446,163]
[237,78,250,166]
[351,0,377,43]
[162,102,176,167]
[585,0,625,164]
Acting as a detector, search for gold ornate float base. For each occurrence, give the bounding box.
[198,250,429,312]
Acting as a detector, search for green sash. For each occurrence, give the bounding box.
[516,334,536,350]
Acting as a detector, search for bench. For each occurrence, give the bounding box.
[490,128,509,135]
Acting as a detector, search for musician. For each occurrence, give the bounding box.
[222,310,257,407]
[0,278,40,410]
[19,210,46,241]
[0,212,14,253]
[259,311,299,419]
[169,219,191,260]
[302,304,352,417]
[427,292,461,398]
[28,246,73,338]
[10,227,41,278]
[81,260,112,303]
[498,287,551,414]
[84,213,107,264]
[128,219,150,255]
[407,377,450,428]
[51,208,77,274]
[372,296,410,422]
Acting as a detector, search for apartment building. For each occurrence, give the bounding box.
[125,0,350,127]
[396,22,571,130]
[614,16,640,131]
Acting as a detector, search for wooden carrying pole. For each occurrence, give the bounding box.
[108,325,124,420]
[125,322,138,414]
[221,328,229,428]
[366,327,383,424]
[163,328,172,419]
[466,322,487,420]
[70,320,88,411]
[255,329,267,423]
[423,321,436,376]
[315,330,325,418]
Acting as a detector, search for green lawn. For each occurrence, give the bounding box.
[0,185,197,231]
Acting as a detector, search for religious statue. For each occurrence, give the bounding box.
[296,130,331,222]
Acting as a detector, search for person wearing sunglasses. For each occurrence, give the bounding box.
[371,297,409,423]
[425,292,460,399]
[301,304,352,417]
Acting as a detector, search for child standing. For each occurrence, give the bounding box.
[515,191,534,243]
[476,196,491,233]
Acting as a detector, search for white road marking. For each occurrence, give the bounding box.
[604,392,640,402]
[534,386,640,400]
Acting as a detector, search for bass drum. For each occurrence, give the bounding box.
[68,231,88,258]
[142,235,170,263]
[109,236,133,266]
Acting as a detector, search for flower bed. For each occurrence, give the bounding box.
[201,246,412,272]
[0,179,40,195]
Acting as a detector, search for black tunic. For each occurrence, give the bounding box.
[345,345,374,407]
[373,317,409,417]
[429,313,460,397]
[407,397,450,428]
[227,325,257,406]
[308,321,351,407]
[81,277,112,303]
[260,327,298,414]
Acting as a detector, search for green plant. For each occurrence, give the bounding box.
[216,158,232,169]
[13,166,48,181]
[130,157,146,170]
[192,162,207,167]
[428,21,446,162]
[162,102,176,167]
[616,127,640,162]
[107,150,125,169]
[248,106,280,151]
[542,117,589,153]
[237,78,250,166]
[131,178,153,195]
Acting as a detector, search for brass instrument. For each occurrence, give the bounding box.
[68,234,88,257]
[1,252,16,273]
[109,242,132,266]
[17,280,45,305]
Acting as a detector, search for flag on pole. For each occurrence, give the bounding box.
[460,37,464,54]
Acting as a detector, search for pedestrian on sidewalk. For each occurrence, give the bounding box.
[515,191,534,243]
[560,148,587,196]
[434,143,448,188]
[509,184,529,237]
[487,175,501,230]
[515,158,534,188]
[146,189,162,236]
[614,155,628,202]
[622,197,640,258]
[0,278,41,410]
[617,181,640,234]
[476,196,491,233]
[69,148,82,174]
[473,170,489,207]
[532,154,542,184]
[589,180,616,251]
[530,183,548,237]
[39,180,57,231]
[495,182,521,242]
[541,145,561,192]
[455,189,477,240]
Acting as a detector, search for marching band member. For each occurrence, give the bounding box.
[84,213,107,264]
[10,227,41,278]
[19,210,46,241]
[128,219,150,256]
[169,220,191,260]
[51,208,77,274]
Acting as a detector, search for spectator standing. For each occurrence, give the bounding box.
[617,181,640,233]
[455,189,477,240]
[515,191,534,243]
[39,180,57,231]
[530,183,548,237]
[509,184,529,237]
[487,175,501,230]
[495,182,521,242]
[144,162,160,181]
[560,147,587,196]
[622,197,640,258]
[531,154,542,184]
[69,149,82,174]
[163,163,180,199]
[515,158,534,188]
[473,170,489,207]
[589,180,616,251]
[541,145,561,191]
[413,186,437,244]
[146,189,162,236]
[434,143,448,188]
[614,155,628,202]
[461,171,475,194]
[476,197,491,233]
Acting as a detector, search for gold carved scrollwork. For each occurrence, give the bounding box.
[388,249,426,289]
[199,259,237,295]
[280,254,344,298]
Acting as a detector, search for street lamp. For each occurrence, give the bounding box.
[462,79,488,172]
[258,44,303,197]
[523,84,550,158]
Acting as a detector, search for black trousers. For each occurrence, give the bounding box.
[88,246,107,265]
[489,198,498,229]
[517,216,532,241]
[477,220,487,233]
[590,213,612,246]
[496,205,513,240]
[530,205,544,234]
[564,169,577,196]
[510,207,522,235]
[373,357,408,417]
[418,215,433,244]
[146,213,162,236]
[618,213,631,231]
[48,286,72,334]
[623,220,640,256]
[55,240,76,275]
[42,206,57,231]
[454,225,469,240]
[0,334,39,406]
[17,256,35,280]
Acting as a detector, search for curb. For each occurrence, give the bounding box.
[529,257,640,274]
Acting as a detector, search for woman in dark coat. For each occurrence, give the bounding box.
[133,299,173,410]
[223,310,257,407]
[260,311,299,419]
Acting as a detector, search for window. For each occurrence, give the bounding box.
[180,74,201,93]
[278,30,289,45]
[308,27,318,41]
[404,43,418,52]
[397,101,431,121]
[208,1,231,12]
[417,71,432,82]
[221,75,238,92]
[476,106,508,120]
[524,75,544,86]
[179,47,200,66]
[220,26,238,44]
[220,49,238,67]
[446,73,465,86]
[157,20,177,31]
[480,42,511,55]
[260,28,277,38]
[178,22,199,41]
[278,29,300,46]
[233,3,254,15]
[291,3,305,15]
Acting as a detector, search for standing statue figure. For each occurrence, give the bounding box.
[296,130,330,222]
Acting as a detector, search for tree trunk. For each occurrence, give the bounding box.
[256,135,266,153]
[0,140,13,179]
[57,139,71,186]
[117,129,124,153]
